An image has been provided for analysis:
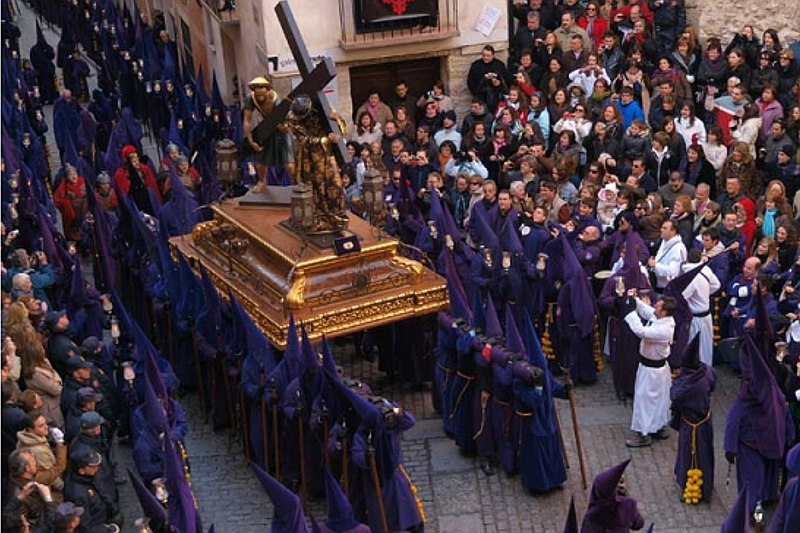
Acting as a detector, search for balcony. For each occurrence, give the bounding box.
[200,0,240,25]
[339,0,459,51]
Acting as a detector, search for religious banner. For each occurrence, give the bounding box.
[360,0,438,24]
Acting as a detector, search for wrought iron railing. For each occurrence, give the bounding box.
[199,0,240,24]
[338,0,458,50]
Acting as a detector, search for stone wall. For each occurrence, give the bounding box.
[448,46,511,129]
[687,0,800,45]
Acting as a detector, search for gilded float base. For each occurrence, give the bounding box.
[170,200,448,349]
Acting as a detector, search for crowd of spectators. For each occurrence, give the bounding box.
[4,0,800,530]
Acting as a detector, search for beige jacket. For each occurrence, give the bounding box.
[25,363,64,429]
[16,430,67,495]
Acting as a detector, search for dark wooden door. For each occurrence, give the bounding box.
[349,57,441,121]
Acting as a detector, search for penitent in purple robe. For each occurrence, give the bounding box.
[766,442,800,533]
[670,336,716,501]
[581,459,644,533]
[724,335,790,513]
[598,230,652,397]
[545,234,598,384]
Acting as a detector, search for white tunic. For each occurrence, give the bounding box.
[652,235,687,289]
[682,263,721,367]
[624,300,675,435]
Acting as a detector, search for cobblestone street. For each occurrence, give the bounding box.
[114,343,743,533]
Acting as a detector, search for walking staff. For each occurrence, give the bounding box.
[260,371,269,472]
[367,432,390,533]
[563,368,588,489]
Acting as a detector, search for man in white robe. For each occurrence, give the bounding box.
[648,220,687,292]
[623,295,677,447]
[682,255,721,367]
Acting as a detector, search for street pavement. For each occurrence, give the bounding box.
[11,3,758,531]
[117,342,745,533]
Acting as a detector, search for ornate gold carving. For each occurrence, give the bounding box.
[285,270,307,310]
[171,204,448,350]
[389,253,423,281]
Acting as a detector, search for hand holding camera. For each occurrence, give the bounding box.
[49,426,65,444]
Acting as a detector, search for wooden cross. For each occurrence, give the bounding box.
[256,1,350,166]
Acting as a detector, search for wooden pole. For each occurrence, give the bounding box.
[259,371,269,472]
[340,431,349,497]
[297,411,307,508]
[552,403,570,469]
[367,435,390,533]
[189,320,207,416]
[271,387,281,481]
[565,373,588,490]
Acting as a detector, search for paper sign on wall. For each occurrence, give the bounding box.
[475,5,501,37]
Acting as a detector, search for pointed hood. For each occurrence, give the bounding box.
[163,44,177,81]
[444,248,471,322]
[251,463,310,533]
[563,496,578,533]
[499,215,523,254]
[428,177,444,224]
[195,67,209,110]
[323,470,360,532]
[470,284,486,332]
[300,324,319,376]
[470,203,500,252]
[602,229,650,299]
[103,123,122,174]
[519,308,546,369]
[320,336,338,379]
[436,196,464,247]
[142,337,170,402]
[663,262,705,366]
[589,459,630,506]
[753,287,776,357]
[548,233,596,337]
[719,485,750,533]
[66,255,90,316]
[228,290,275,369]
[195,264,224,357]
[300,323,321,406]
[484,294,502,340]
[59,130,88,184]
[211,70,224,111]
[737,335,787,459]
[118,108,144,152]
[140,371,169,436]
[167,111,190,156]
[226,289,249,358]
[175,252,203,320]
[84,182,117,292]
[680,334,701,370]
[177,84,196,122]
[35,21,49,48]
[193,150,223,207]
[284,314,302,381]
[315,334,342,418]
[504,303,525,357]
[326,369,380,428]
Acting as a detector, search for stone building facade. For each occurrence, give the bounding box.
[688,0,800,46]
[135,0,799,123]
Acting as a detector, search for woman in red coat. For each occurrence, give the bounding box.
[577,1,609,51]
[113,145,162,214]
[53,164,87,241]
